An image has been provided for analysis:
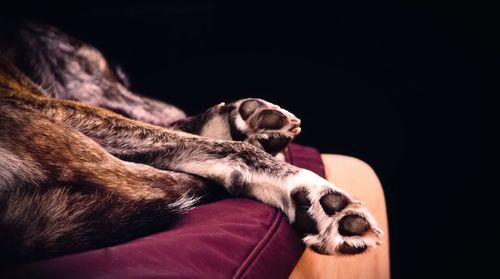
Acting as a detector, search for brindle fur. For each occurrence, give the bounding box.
[0,23,382,266]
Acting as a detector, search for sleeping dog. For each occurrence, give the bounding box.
[0,22,382,265]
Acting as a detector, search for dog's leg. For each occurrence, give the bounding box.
[6,90,383,255]
[0,102,208,264]
[170,98,302,155]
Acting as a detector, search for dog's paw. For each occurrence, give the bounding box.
[227,98,301,155]
[179,98,300,156]
[285,170,383,255]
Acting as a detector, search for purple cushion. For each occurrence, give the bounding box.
[7,144,324,278]
[285,143,325,177]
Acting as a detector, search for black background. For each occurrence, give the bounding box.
[3,1,478,277]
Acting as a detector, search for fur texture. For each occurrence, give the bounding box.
[0,22,382,266]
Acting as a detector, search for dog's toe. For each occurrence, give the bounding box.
[319,191,348,215]
[338,215,370,236]
[286,170,383,256]
[228,98,301,155]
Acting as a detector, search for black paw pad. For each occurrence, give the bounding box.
[337,243,368,255]
[310,244,329,255]
[291,188,311,207]
[258,134,292,155]
[257,109,287,130]
[338,215,370,236]
[239,99,264,120]
[291,188,319,235]
[319,192,348,215]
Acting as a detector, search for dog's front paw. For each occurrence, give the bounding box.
[177,98,300,156]
[228,98,301,155]
[285,170,383,255]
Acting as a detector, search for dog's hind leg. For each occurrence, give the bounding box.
[0,102,207,264]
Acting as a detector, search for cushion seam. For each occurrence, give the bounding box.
[232,209,283,279]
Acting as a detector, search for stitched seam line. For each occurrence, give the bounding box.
[232,209,283,279]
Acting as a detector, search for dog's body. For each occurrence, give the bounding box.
[0,23,382,265]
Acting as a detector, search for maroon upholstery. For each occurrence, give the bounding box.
[7,144,324,279]
[285,144,325,177]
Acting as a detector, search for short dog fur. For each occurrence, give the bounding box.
[0,22,382,265]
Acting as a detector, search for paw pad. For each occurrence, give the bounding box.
[286,171,383,256]
[228,98,302,155]
[338,215,370,236]
[257,109,287,130]
[239,99,264,120]
[337,243,368,255]
[319,191,348,215]
[291,188,319,235]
